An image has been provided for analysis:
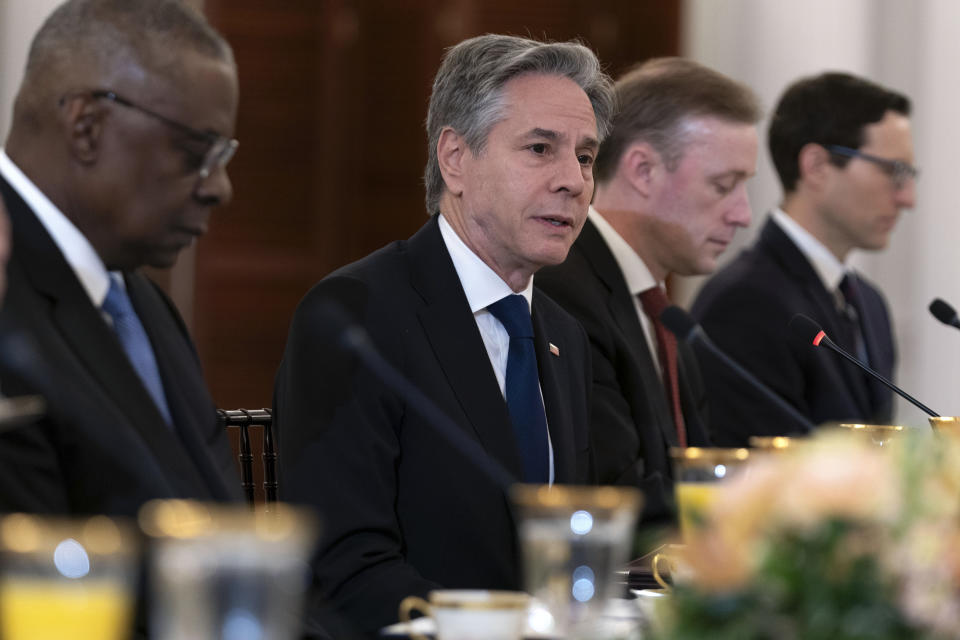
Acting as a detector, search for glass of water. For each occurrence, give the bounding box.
[139,500,317,640]
[510,484,641,639]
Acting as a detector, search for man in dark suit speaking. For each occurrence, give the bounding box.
[275,34,613,636]
[0,0,241,515]
[537,58,760,521]
[693,73,914,445]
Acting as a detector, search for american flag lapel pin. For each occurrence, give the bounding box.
[549,342,560,357]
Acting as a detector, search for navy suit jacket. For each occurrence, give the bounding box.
[537,218,710,522]
[275,215,593,636]
[0,176,240,516]
[692,216,895,446]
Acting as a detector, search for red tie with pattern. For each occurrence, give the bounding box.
[638,286,687,447]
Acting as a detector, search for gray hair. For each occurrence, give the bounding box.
[14,0,232,132]
[594,57,760,183]
[423,34,615,215]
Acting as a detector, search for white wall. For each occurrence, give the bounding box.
[681,0,959,426]
[0,1,60,141]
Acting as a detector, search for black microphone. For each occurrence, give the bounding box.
[318,299,516,491]
[788,313,939,418]
[660,306,817,434]
[930,298,960,329]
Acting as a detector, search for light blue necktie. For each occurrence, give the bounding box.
[102,277,173,426]
[487,294,549,483]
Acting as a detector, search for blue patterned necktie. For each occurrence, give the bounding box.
[487,294,549,483]
[101,277,173,426]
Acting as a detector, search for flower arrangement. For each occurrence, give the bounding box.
[652,429,960,640]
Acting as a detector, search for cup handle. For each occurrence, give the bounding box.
[651,552,673,591]
[398,595,432,640]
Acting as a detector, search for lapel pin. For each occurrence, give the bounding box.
[549,343,560,357]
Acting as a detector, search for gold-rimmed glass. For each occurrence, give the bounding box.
[670,447,750,541]
[510,484,642,639]
[139,500,316,640]
[836,423,905,447]
[0,513,138,640]
[748,435,804,452]
[929,416,960,437]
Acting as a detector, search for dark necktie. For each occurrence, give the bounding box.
[838,273,869,363]
[638,286,687,448]
[838,273,889,415]
[487,294,549,483]
[102,277,173,426]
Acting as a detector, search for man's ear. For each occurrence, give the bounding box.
[797,142,833,192]
[60,94,105,165]
[436,126,468,197]
[620,141,662,198]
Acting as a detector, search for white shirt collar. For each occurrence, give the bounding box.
[589,206,661,294]
[0,150,113,306]
[772,207,850,291]
[437,213,534,312]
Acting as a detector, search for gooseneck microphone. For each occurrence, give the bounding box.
[930,298,960,329]
[318,299,516,491]
[788,313,939,418]
[660,306,817,433]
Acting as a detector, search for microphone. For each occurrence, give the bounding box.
[930,298,960,329]
[659,306,817,433]
[788,313,939,418]
[317,299,516,491]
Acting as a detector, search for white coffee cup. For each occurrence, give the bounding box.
[398,589,529,640]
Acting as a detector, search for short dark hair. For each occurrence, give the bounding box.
[14,0,232,132]
[424,34,615,215]
[768,72,911,194]
[593,57,760,184]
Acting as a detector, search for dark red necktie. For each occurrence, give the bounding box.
[638,287,687,448]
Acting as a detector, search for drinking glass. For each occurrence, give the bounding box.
[670,447,750,542]
[139,500,316,640]
[510,484,641,639]
[0,513,138,640]
[836,423,905,447]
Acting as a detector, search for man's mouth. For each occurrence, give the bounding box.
[537,216,573,228]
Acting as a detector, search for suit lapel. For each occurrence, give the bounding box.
[530,296,575,481]
[408,218,524,481]
[758,219,873,415]
[2,178,218,496]
[575,220,680,447]
[676,343,709,446]
[126,274,234,499]
[845,273,893,418]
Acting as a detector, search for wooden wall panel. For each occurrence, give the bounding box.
[196,0,680,410]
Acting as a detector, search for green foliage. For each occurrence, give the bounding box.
[655,519,922,640]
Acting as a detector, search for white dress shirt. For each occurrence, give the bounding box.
[0,150,124,310]
[772,207,851,296]
[438,213,554,483]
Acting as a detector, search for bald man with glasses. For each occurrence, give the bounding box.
[693,72,915,445]
[0,0,242,516]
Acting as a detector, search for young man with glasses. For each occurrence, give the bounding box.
[0,0,242,516]
[692,72,915,445]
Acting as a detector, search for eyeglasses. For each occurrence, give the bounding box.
[825,145,918,190]
[61,89,238,180]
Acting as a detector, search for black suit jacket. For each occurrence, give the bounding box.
[691,216,896,446]
[537,218,709,522]
[0,176,240,517]
[274,216,592,636]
